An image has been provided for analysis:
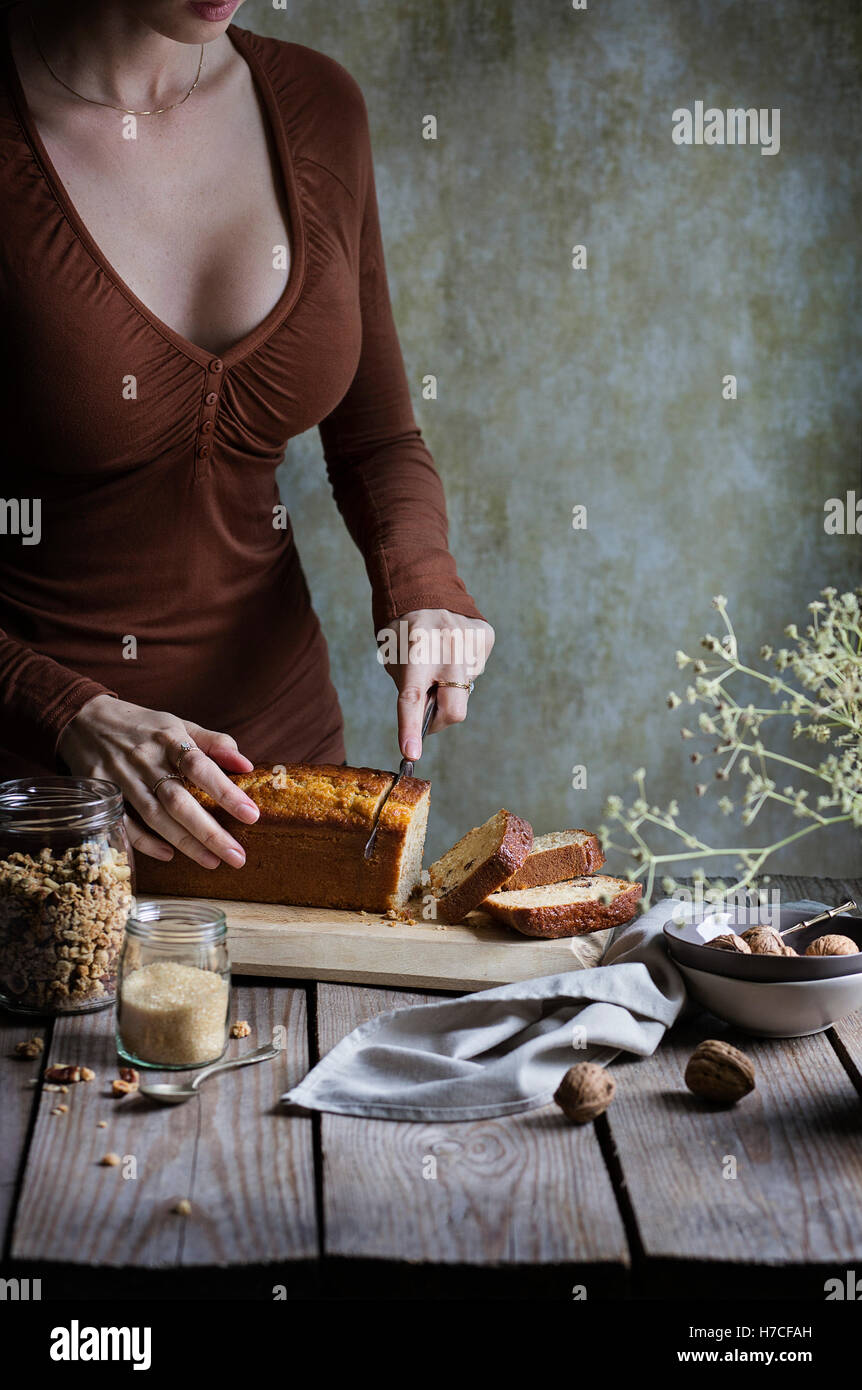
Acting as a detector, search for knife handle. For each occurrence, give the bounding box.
[400,688,437,778]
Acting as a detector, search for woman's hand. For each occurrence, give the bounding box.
[56,694,260,867]
[385,609,494,761]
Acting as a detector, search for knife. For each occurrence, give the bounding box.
[363,688,437,861]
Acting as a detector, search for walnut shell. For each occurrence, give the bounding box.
[740,926,785,955]
[707,933,751,954]
[804,934,858,957]
[684,1039,755,1104]
[554,1062,615,1124]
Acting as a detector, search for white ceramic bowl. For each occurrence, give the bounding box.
[677,961,862,1038]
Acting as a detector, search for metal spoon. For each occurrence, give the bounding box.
[139,1043,280,1105]
[780,900,858,940]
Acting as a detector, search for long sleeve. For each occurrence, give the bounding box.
[318,98,485,636]
[0,632,114,769]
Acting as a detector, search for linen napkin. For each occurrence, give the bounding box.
[282,896,687,1121]
[282,898,824,1121]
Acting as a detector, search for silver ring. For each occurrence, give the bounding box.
[151,773,184,797]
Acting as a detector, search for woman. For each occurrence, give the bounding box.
[0,0,492,870]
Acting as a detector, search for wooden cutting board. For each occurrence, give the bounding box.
[149,896,612,992]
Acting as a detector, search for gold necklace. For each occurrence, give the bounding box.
[29,12,205,117]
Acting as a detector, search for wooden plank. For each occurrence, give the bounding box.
[178,984,317,1265]
[0,1013,49,1251]
[828,1011,862,1097]
[676,875,862,906]
[316,984,629,1275]
[177,895,611,992]
[605,1018,862,1269]
[11,984,316,1267]
[754,875,862,908]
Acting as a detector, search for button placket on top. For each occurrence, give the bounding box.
[194,358,225,478]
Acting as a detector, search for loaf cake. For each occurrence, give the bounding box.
[482,875,643,939]
[499,829,605,891]
[135,764,430,913]
[428,809,533,923]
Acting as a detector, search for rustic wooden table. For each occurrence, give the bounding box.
[2,875,861,1301]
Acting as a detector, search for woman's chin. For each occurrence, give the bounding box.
[130,0,245,44]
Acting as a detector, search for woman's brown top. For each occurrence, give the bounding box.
[0,19,483,777]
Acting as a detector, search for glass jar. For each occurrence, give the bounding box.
[0,777,133,1015]
[116,901,230,1070]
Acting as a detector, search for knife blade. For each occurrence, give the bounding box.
[363,688,437,861]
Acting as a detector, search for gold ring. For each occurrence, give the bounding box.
[151,773,184,797]
[436,680,475,694]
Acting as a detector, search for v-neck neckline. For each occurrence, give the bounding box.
[1,13,307,372]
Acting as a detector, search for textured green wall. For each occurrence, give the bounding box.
[248,0,860,873]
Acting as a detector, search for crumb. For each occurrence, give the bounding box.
[50,1106,66,1116]
[229,1020,251,1039]
[81,1067,95,1082]
[172,1198,192,1216]
[44,1064,81,1084]
[100,1152,121,1167]
[97,1120,107,1128]
[13,1036,44,1059]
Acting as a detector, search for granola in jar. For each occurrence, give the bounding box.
[0,779,133,1015]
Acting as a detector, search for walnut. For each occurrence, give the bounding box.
[554,1062,616,1124]
[707,933,751,953]
[805,934,858,957]
[118,1066,140,1086]
[684,1039,755,1104]
[44,1064,82,1084]
[229,1020,251,1039]
[111,1078,137,1097]
[80,1067,96,1082]
[100,1152,121,1166]
[12,1036,44,1059]
[740,926,786,955]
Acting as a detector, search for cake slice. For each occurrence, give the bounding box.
[499,829,605,891]
[428,809,533,923]
[482,875,643,939]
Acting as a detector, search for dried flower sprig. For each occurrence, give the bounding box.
[600,588,862,908]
